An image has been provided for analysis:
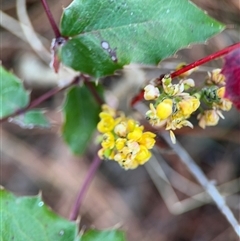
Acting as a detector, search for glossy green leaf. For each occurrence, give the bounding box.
[62,84,101,155]
[79,229,126,241]
[60,0,224,77]
[0,188,79,241]
[0,66,29,118]
[10,110,50,128]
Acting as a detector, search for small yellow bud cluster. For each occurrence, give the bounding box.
[145,76,200,143]
[97,105,156,170]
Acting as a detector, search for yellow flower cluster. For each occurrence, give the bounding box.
[144,68,233,141]
[145,75,200,143]
[97,105,156,170]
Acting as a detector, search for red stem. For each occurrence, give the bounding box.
[40,0,61,38]
[69,154,102,221]
[0,76,80,124]
[131,42,240,106]
[170,42,240,78]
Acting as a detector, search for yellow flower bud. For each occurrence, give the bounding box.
[217,87,225,99]
[156,99,173,120]
[182,78,195,88]
[144,84,160,100]
[127,119,136,132]
[114,122,127,137]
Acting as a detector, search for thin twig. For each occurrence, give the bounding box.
[134,102,240,237]
[84,77,104,106]
[16,0,51,62]
[160,131,240,237]
[0,76,80,124]
[40,0,61,38]
[69,154,102,221]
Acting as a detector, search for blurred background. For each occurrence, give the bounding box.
[1,0,240,240]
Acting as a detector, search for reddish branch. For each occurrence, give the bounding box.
[69,154,102,221]
[40,0,61,38]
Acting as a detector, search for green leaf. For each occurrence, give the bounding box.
[10,110,50,128]
[60,0,224,77]
[0,66,29,118]
[79,229,126,241]
[0,187,79,241]
[62,84,101,155]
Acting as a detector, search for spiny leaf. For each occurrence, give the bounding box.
[0,188,78,241]
[0,66,29,118]
[59,0,224,77]
[10,110,50,128]
[0,66,50,128]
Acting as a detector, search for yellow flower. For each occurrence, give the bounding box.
[97,113,115,133]
[126,140,140,154]
[120,158,139,170]
[114,152,127,162]
[101,104,116,117]
[156,99,173,120]
[206,69,225,85]
[215,100,232,111]
[97,105,156,170]
[135,145,152,164]
[115,138,127,150]
[198,110,220,129]
[139,132,156,149]
[127,126,143,141]
[102,132,115,149]
[178,97,200,116]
